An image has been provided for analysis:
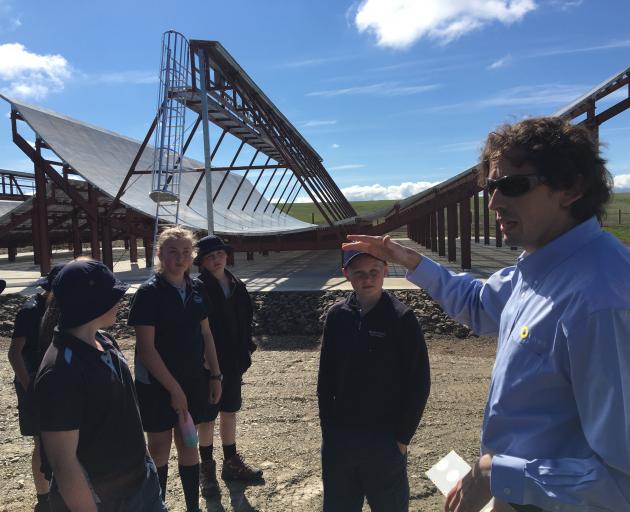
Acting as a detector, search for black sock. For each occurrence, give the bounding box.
[157,464,168,500]
[199,444,213,462]
[178,463,200,511]
[223,443,236,459]
[36,493,49,504]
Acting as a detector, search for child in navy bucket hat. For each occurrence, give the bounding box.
[8,262,66,510]
[194,234,262,497]
[35,260,165,511]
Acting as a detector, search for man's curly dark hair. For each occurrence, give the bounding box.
[478,117,613,222]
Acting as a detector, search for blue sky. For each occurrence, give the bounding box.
[0,0,629,202]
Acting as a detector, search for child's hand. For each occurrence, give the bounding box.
[209,379,222,404]
[169,385,188,416]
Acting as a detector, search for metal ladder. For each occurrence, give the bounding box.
[150,30,190,249]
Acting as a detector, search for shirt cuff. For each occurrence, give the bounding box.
[405,255,442,289]
[491,454,526,505]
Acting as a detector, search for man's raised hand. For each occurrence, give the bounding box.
[342,234,422,270]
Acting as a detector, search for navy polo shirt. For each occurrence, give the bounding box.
[35,330,147,488]
[128,273,209,384]
[13,293,47,374]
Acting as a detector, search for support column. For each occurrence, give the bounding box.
[447,203,457,262]
[143,237,153,268]
[437,207,445,257]
[246,251,254,261]
[459,197,471,271]
[34,142,51,275]
[101,218,113,270]
[129,235,138,263]
[88,185,100,260]
[483,188,490,245]
[430,211,438,252]
[32,201,41,265]
[8,245,17,262]
[473,192,480,243]
[424,216,431,249]
[71,207,82,257]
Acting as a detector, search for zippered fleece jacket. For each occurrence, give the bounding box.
[317,290,430,445]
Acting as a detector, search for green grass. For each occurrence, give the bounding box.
[282,192,630,244]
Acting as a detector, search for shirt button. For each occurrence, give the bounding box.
[503,487,511,496]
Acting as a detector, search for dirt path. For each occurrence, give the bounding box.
[0,335,495,512]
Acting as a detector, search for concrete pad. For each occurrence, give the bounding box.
[0,238,521,295]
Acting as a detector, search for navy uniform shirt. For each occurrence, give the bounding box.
[12,293,47,374]
[35,330,147,494]
[128,273,209,384]
[317,291,431,445]
[198,269,256,376]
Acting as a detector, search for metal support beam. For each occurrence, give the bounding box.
[459,196,471,271]
[34,140,51,275]
[437,207,445,256]
[187,129,227,206]
[227,150,261,209]
[447,203,457,262]
[253,167,280,213]
[473,192,480,243]
[483,188,490,245]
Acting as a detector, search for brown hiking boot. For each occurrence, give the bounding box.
[200,459,220,498]
[221,453,264,481]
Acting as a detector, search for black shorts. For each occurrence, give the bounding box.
[204,371,242,422]
[14,379,39,436]
[135,374,208,433]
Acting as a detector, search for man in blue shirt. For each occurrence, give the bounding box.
[344,117,630,512]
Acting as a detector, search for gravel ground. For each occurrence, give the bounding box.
[0,334,496,512]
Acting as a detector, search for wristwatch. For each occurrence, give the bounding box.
[209,373,223,382]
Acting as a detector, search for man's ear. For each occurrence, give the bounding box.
[342,268,349,280]
[560,175,585,209]
[383,264,389,277]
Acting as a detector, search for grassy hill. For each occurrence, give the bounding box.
[282,192,630,244]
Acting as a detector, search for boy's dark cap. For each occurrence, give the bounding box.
[342,249,385,269]
[35,263,66,291]
[52,260,129,329]
[193,235,233,266]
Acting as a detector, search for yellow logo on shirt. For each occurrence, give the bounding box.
[520,326,529,340]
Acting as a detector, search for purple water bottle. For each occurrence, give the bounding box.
[179,410,198,448]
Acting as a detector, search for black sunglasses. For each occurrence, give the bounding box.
[485,173,546,197]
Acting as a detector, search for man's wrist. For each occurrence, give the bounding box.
[402,248,422,271]
[209,373,223,382]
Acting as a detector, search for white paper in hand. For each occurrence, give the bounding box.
[426,451,496,512]
[426,450,471,496]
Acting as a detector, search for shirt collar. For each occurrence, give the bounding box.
[516,216,602,282]
[53,329,114,360]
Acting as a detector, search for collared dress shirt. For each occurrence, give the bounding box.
[407,217,630,511]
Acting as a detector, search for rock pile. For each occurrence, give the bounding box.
[0,290,472,339]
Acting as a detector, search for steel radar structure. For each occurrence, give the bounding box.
[0,36,627,277]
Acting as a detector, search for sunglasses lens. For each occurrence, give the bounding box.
[486,175,537,197]
[501,176,532,196]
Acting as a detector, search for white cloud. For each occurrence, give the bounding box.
[303,120,337,127]
[614,174,630,191]
[550,0,583,10]
[279,56,350,68]
[307,82,439,97]
[331,143,341,149]
[438,140,482,153]
[329,164,366,171]
[91,70,157,85]
[354,0,536,48]
[341,180,442,201]
[0,43,71,100]
[0,0,21,32]
[424,84,587,113]
[488,54,512,69]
